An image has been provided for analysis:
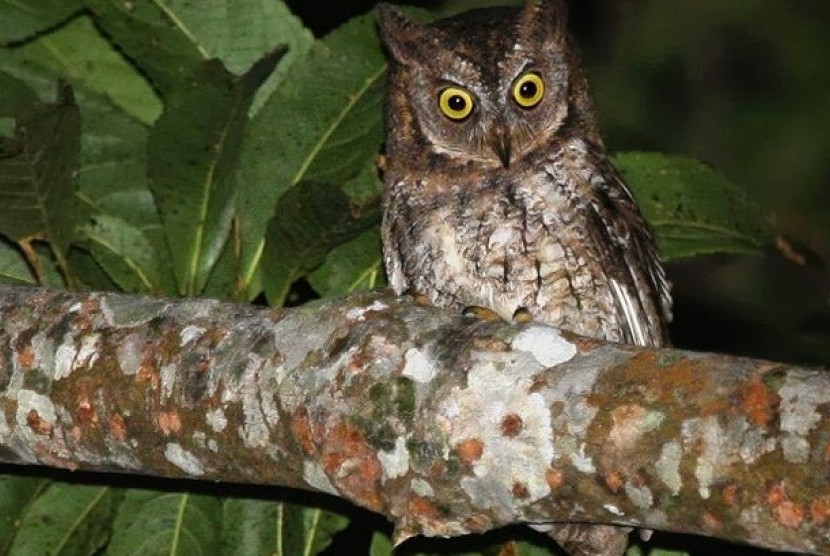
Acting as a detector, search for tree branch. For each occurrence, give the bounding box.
[0,285,827,553]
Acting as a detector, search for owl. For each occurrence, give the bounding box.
[377,0,671,554]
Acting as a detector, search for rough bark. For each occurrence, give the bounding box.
[0,284,827,554]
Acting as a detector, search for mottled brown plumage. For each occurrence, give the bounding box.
[378,1,672,553]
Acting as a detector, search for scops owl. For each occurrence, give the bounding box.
[378,0,671,554]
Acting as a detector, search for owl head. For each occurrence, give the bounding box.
[378,0,600,170]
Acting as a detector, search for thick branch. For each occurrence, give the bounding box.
[0,285,827,553]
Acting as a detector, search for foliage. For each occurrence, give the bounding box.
[0,1,777,555]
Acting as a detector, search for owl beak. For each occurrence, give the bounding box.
[488,128,512,168]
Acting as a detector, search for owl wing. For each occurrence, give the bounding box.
[581,144,672,348]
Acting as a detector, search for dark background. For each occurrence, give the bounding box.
[288,0,830,366]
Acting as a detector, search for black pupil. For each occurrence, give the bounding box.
[519,80,538,99]
[448,95,466,112]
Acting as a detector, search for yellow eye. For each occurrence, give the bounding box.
[438,87,474,120]
[512,72,545,108]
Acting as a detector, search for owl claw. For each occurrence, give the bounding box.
[461,305,502,322]
[512,306,533,323]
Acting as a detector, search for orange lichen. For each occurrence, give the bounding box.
[768,483,804,529]
[604,471,624,493]
[74,380,100,426]
[810,499,830,524]
[157,411,181,435]
[109,413,127,442]
[321,422,384,511]
[26,409,52,435]
[768,483,787,506]
[17,345,34,370]
[702,510,722,530]
[500,414,523,438]
[739,380,780,428]
[775,501,804,529]
[76,402,98,427]
[463,513,492,533]
[620,351,711,406]
[546,468,564,489]
[291,408,316,456]
[135,361,159,389]
[456,438,484,463]
[511,482,530,499]
[409,495,440,521]
[722,483,739,506]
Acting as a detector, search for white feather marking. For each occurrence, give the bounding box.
[610,278,648,347]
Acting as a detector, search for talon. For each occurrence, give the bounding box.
[512,307,533,323]
[462,305,502,322]
[406,289,432,306]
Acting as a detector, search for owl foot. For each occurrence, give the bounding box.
[461,305,502,322]
[512,306,533,323]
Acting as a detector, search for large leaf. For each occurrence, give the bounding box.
[615,152,773,260]
[145,0,313,115]
[108,491,221,555]
[83,0,207,96]
[0,476,46,552]
[0,0,80,45]
[220,499,349,556]
[237,10,387,295]
[308,228,384,299]
[76,94,175,295]
[6,15,161,125]
[8,483,120,555]
[262,181,380,306]
[147,49,284,296]
[0,238,36,285]
[0,81,80,279]
[86,0,311,109]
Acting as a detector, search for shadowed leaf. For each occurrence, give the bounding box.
[0,0,80,45]
[220,499,349,556]
[108,491,221,556]
[148,48,285,296]
[262,181,380,306]
[615,152,772,260]
[9,483,120,555]
[0,81,80,280]
[237,11,386,296]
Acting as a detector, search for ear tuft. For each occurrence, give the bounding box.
[376,4,430,66]
[520,0,567,46]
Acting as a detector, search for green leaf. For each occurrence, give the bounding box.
[0,476,46,552]
[262,181,380,306]
[615,152,773,260]
[237,10,387,296]
[0,0,80,45]
[147,48,284,296]
[0,81,80,280]
[276,504,349,556]
[82,214,164,293]
[0,237,36,285]
[83,0,208,96]
[75,91,176,295]
[108,491,221,556]
[369,531,393,556]
[308,228,384,298]
[144,0,313,116]
[5,15,161,125]
[221,499,350,556]
[9,483,119,555]
[0,71,37,117]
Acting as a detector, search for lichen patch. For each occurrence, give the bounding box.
[511,325,577,368]
[164,442,204,476]
[402,348,436,383]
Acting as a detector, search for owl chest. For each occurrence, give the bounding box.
[389,176,621,338]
